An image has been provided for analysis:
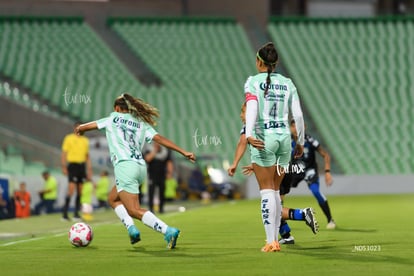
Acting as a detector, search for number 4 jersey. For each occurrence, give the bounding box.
[96,112,158,166]
[244,72,304,144]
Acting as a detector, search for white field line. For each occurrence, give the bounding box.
[1,209,192,247]
[1,220,118,247]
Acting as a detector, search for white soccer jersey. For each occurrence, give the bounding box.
[96,112,158,165]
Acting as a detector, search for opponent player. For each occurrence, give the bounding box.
[289,120,336,229]
[244,42,305,252]
[75,93,195,249]
[228,103,318,245]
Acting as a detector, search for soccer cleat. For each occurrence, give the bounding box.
[164,227,180,249]
[61,216,70,222]
[128,225,141,244]
[261,241,281,252]
[304,207,319,234]
[72,216,82,222]
[326,220,336,229]
[279,235,295,244]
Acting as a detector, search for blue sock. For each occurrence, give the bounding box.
[288,208,305,220]
[279,220,291,237]
[293,209,303,220]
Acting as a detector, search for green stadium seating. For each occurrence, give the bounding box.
[24,161,47,176]
[109,17,255,166]
[1,17,255,178]
[269,17,414,175]
[1,155,25,175]
[0,17,146,122]
[2,15,412,176]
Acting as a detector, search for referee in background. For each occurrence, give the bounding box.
[61,122,92,221]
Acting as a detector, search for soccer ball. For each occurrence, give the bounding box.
[68,222,93,247]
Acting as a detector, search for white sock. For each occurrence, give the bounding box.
[142,211,168,234]
[274,190,282,241]
[260,189,276,243]
[114,204,134,230]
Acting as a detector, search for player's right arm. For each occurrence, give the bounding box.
[244,77,265,150]
[75,122,98,135]
[228,133,248,176]
[316,145,333,186]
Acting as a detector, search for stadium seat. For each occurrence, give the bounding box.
[0,17,146,121]
[268,17,414,174]
[1,155,25,175]
[109,17,255,163]
[24,161,47,176]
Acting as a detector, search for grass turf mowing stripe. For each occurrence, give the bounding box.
[0,195,413,276]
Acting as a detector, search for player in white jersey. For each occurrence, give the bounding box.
[75,93,195,249]
[244,42,305,252]
[228,102,318,245]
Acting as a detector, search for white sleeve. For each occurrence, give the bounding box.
[96,117,109,130]
[245,99,258,138]
[291,95,305,146]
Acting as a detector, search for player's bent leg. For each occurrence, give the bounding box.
[140,210,181,249]
[308,182,326,204]
[308,182,335,227]
[164,226,180,249]
[118,191,144,219]
[127,225,141,244]
[303,207,319,234]
[279,219,295,244]
[114,190,142,244]
[108,186,118,208]
[113,203,140,244]
[119,190,181,249]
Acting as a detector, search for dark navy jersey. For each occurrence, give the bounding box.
[292,134,320,172]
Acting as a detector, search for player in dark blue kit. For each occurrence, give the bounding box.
[289,120,336,229]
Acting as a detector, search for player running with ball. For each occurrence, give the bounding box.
[75,93,195,249]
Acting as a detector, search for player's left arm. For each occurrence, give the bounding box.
[316,145,333,186]
[153,134,196,163]
[228,134,248,176]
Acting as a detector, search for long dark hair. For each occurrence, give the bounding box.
[114,93,159,126]
[256,42,278,97]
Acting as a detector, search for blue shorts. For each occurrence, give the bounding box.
[114,161,147,194]
[250,133,291,167]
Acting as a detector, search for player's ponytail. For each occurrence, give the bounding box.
[257,42,278,97]
[114,93,159,126]
[265,67,272,97]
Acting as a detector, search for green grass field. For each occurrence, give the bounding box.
[1,194,413,275]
